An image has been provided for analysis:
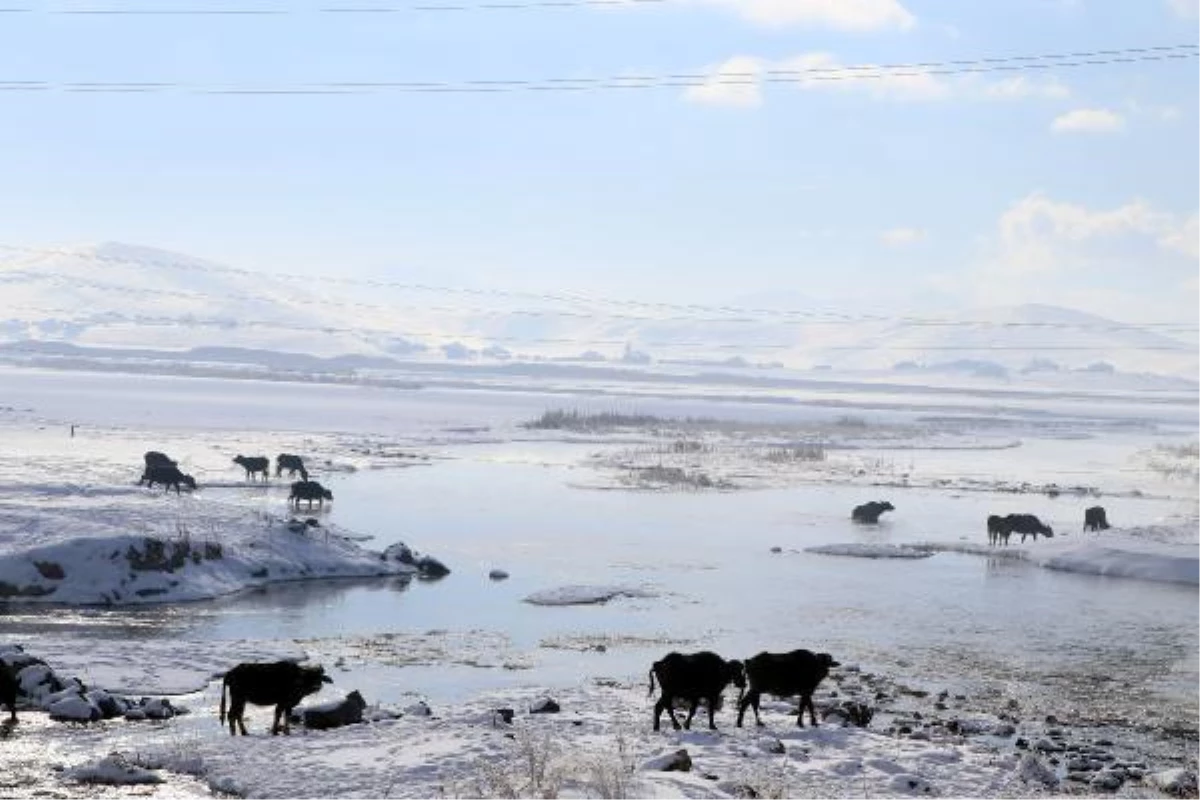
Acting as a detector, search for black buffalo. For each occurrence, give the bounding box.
[276,454,309,482]
[233,455,270,481]
[988,513,1053,545]
[0,661,17,723]
[987,514,1010,546]
[289,481,333,509]
[1005,513,1053,543]
[1083,506,1110,532]
[142,465,196,494]
[737,649,840,728]
[851,501,894,524]
[219,661,332,736]
[139,451,177,485]
[300,690,367,730]
[648,651,745,731]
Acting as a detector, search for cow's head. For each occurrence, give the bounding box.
[298,665,333,696]
[1042,526,1054,538]
[880,502,895,512]
[182,475,197,490]
[817,653,841,670]
[322,489,334,500]
[725,659,747,689]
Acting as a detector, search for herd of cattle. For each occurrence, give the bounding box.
[850,500,1112,545]
[649,649,839,733]
[137,450,334,508]
[234,648,840,737]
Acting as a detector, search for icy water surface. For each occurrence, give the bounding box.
[6,446,1195,741]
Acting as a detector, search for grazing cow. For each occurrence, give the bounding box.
[0,661,17,723]
[987,514,1011,546]
[275,454,309,482]
[1083,506,1110,532]
[737,649,840,728]
[289,481,333,509]
[1005,513,1053,543]
[648,651,745,731]
[139,451,177,485]
[300,690,367,730]
[142,465,197,494]
[219,661,332,736]
[233,455,270,481]
[851,501,895,524]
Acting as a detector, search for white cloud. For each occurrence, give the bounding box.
[682,52,1077,108]
[1167,0,1199,18]
[881,227,928,246]
[694,0,916,30]
[683,56,764,108]
[1159,212,1199,259]
[980,76,1070,100]
[930,193,1199,322]
[1051,108,1126,134]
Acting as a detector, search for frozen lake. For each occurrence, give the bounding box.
[0,366,1196,796]
[4,443,1195,733]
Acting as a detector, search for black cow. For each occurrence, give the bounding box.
[142,465,197,494]
[0,661,17,723]
[1005,513,1053,543]
[987,514,1010,546]
[233,455,270,481]
[648,651,745,731]
[219,661,332,736]
[737,649,840,728]
[139,451,177,485]
[851,501,894,524]
[276,454,309,482]
[300,690,367,730]
[289,481,333,509]
[1083,506,1110,532]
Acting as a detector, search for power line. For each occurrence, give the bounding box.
[1,0,671,14]
[0,45,1194,95]
[2,243,1197,338]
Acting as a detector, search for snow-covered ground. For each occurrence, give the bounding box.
[0,366,1196,798]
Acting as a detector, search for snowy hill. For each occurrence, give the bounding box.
[0,242,1195,381]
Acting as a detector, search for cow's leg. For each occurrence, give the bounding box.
[272,706,281,735]
[683,699,698,730]
[653,698,665,731]
[802,694,818,727]
[737,690,763,727]
[706,694,719,730]
[663,695,683,730]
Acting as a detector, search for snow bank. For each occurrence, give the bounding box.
[65,754,164,785]
[914,527,1199,586]
[0,506,424,605]
[806,543,935,560]
[523,584,657,606]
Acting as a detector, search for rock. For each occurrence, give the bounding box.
[641,749,691,772]
[530,698,560,714]
[1149,768,1198,797]
[907,730,930,741]
[48,695,101,722]
[493,708,514,725]
[1016,753,1059,788]
[887,774,936,795]
[1014,737,1029,750]
[382,543,415,565]
[769,547,782,554]
[488,569,509,581]
[1090,770,1124,791]
[85,690,126,719]
[403,701,432,717]
[416,556,450,579]
[1033,737,1064,753]
[758,737,785,754]
[992,723,1017,737]
[1044,714,1059,724]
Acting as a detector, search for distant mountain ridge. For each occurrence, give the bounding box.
[0,241,1195,380]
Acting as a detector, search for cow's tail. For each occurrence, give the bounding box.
[647,668,656,698]
[219,676,228,724]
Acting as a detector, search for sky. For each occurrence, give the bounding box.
[0,0,1197,324]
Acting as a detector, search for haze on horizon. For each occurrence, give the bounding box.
[0,0,1196,325]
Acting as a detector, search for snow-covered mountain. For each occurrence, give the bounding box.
[0,242,1195,381]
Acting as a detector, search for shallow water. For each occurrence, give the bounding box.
[7,446,1195,742]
